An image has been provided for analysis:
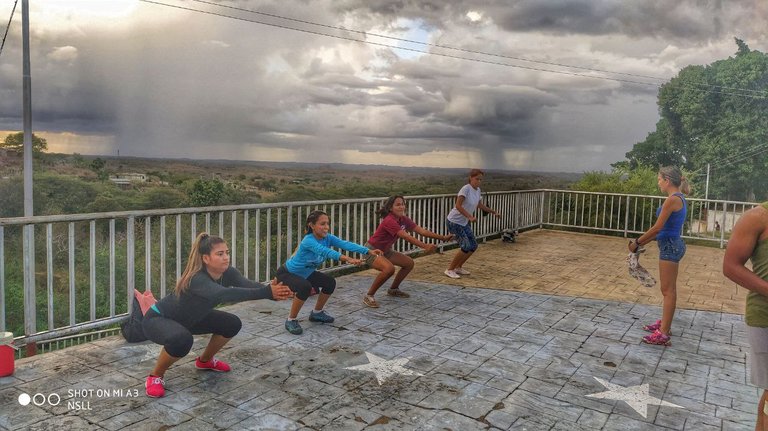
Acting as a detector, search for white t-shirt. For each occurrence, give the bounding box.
[447,184,482,226]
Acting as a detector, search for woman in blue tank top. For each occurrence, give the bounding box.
[628,166,690,346]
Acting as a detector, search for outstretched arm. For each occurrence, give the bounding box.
[478,201,501,219]
[723,208,768,297]
[412,225,453,242]
[397,229,433,251]
[189,269,275,302]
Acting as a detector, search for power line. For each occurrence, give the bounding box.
[0,0,18,59]
[139,0,767,100]
[190,0,666,82]
[190,0,767,98]
[710,144,768,171]
[687,142,768,177]
[716,142,768,166]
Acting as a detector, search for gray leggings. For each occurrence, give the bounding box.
[142,309,242,358]
[276,265,336,301]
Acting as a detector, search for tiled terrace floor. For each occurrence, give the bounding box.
[356,229,745,314]
[0,230,756,430]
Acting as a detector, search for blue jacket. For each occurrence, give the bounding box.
[284,233,369,279]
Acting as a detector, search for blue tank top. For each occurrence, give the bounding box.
[655,192,687,240]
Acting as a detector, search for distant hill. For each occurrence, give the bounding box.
[64,154,582,180]
[0,152,582,217]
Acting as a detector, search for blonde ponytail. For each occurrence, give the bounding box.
[679,176,691,195]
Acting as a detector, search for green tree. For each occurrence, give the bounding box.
[2,132,48,155]
[189,179,225,207]
[142,187,187,209]
[86,192,125,213]
[622,39,768,200]
[571,166,660,196]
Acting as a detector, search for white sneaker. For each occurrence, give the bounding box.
[454,267,471,275]
[444,269,461,279]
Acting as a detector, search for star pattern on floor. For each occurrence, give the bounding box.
[121,344,168,363]
[586,377,684,418]
[344,352,424,385]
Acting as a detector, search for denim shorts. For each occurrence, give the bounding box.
[658,237,686,263]
[446,220,478,253]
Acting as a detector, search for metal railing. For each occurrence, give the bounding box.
[0,190,543,350]
[540,190,757,246]
[1,189,756,353]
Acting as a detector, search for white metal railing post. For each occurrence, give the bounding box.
[624,195,630,237]
[46,224,53,330]
[90,221,96,320]
[720,201,727,248]
[0,225,4,332]
[145,217,151,293]
[109,219,115,316]
[68,223,75,325]
[23,223,36,340]
[127,216,135,310]
[160,216,166,298]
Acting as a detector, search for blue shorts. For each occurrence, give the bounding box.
[658,237,686,263]
[446,220,478,253]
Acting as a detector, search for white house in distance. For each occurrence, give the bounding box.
[109,172,148,188]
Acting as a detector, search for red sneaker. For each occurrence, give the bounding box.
[145,375,165,398]
[195,357,231,372]
[642,329,671,346]
[643,320,661,332]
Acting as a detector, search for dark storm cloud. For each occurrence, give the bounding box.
[437,86,558,139]
[0,0,761,171]
[338,0,763,42]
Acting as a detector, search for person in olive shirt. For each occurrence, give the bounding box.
[142,232,293,398]
[723,202,768,430]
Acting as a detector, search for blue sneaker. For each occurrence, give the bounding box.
[284,319,303,335]
[308,310,335,324]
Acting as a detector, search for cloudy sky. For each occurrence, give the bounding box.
[0,0,765,172]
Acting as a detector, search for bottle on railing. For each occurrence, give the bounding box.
[0,332,16,377]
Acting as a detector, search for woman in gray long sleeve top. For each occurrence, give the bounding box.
[142,233,293,398]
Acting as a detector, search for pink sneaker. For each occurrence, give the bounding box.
[643,320,661,332]
[195,357,231,372]
[145,375,165,398]
[642,329,671,346]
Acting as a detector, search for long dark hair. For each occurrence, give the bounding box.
[377,195,405,218]
[176,232,226,295]
[305,210,328,234]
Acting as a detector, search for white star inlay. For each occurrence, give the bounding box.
[586,377,684,418]
[344,352,424,385]
[122,344,165,363]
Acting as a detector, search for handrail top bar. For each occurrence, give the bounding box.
[0,190,539,225]
[534,189,759,205]
[0,196,388,225]
[0,189,759,226]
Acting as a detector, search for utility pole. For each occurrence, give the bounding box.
[21,0,37,356]
[704,163,710,201]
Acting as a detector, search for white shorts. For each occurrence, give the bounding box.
[748,325,768,389]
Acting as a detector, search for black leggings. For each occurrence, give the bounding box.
[276,266,336,301]
[142,309,242,358]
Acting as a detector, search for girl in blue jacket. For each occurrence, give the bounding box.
[278,210,381,334]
